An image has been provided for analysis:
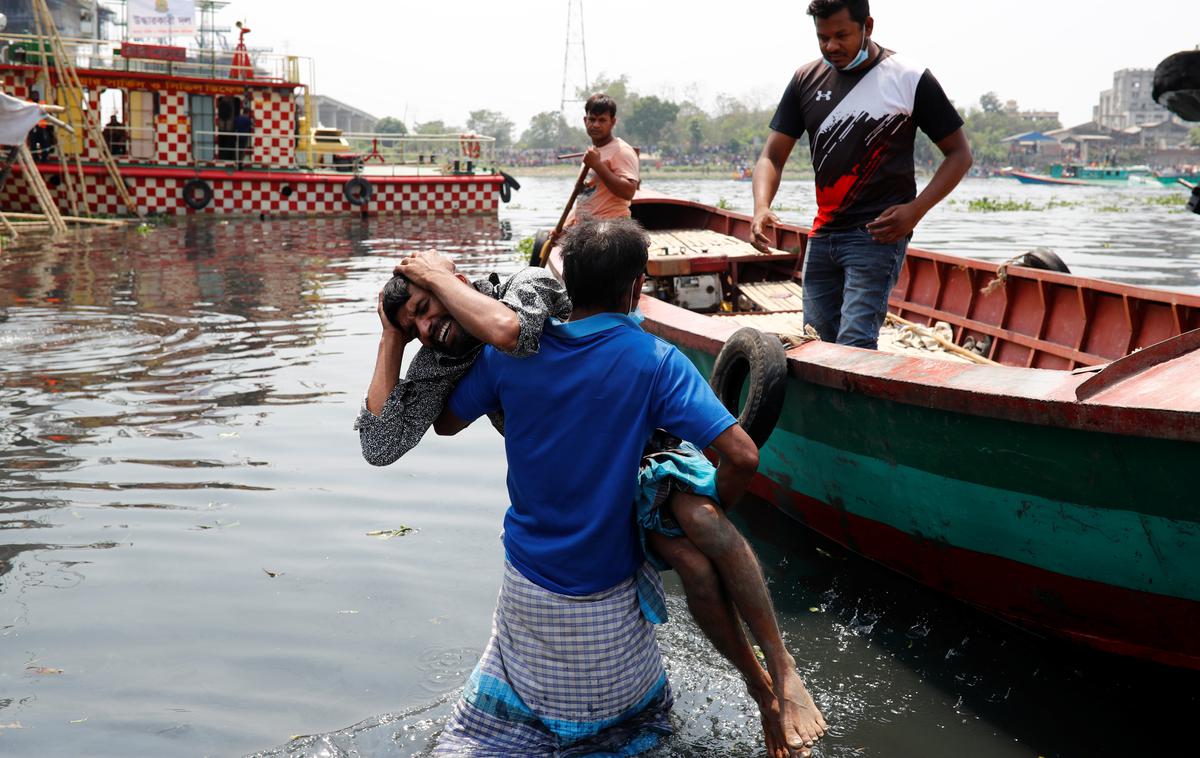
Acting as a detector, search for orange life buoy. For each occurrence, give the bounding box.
[459,134,481,159]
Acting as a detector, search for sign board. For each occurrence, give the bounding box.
[120,43,187,62]
[128,0,196,37]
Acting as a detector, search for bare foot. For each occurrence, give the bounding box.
[748,681,788,758]
[776,668,827,757]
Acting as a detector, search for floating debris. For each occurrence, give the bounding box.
[263,568,283,578]
[27,666,63,675]
[367,526,416,539]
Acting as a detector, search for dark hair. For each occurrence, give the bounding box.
[380,272,413,332]
[585,93,618,118]
[806,0,869,24]
[561,218,648,310]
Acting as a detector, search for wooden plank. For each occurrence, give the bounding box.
[739,281,806,312]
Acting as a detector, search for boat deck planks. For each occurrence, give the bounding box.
[738,281,806,312]
[645,228,794,276]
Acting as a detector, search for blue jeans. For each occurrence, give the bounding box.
[801,227,909,350]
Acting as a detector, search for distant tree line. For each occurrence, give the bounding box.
[371,84,1101,170]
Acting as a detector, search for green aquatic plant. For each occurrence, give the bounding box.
[716,197,732,210]
[1144,193,1187,207]
[135,222,154,236]
[515,236,534,258]
[967,197,1037,212]
[1096,204,1127,213]
[1044,198,1082,209]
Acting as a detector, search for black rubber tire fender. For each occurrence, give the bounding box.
[343,176,372,206]
[1153,51,1200,122]
[1018,249,1070,274]
[499,180,512,204]
[181,178,213,210]
[530,229,552,268]
[709,327,788,449]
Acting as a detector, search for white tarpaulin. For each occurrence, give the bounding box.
[129,0,196,37]
[0,91,43,146]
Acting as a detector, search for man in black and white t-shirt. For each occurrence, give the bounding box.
[751,0,972,349]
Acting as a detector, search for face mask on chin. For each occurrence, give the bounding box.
[823,27,870,71]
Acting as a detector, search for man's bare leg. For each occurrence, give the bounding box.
[647,531,788,758]
[668,491,827,757]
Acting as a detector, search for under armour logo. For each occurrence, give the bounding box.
[815,90,832,101]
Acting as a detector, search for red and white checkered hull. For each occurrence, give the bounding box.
[0,164,502,216]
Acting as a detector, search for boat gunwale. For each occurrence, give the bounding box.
[19,162,506,184]
[632,195,1200,443]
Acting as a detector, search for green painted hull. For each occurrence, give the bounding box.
[674,345,1200,667]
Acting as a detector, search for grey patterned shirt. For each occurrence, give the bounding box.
[355,267,571,466]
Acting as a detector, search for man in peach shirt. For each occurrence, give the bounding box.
[566,92,640,224]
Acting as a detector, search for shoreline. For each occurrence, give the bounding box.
[501,163,946,181]
[502,163,816,180]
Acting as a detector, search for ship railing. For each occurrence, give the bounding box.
[331,132,498,168]
[0,32,309,85]
[67,124,500,173]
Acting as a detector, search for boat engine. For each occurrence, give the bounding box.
[649,274,723,312]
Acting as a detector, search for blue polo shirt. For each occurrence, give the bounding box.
[447,312,736,595]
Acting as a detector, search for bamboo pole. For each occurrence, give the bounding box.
[885,313,1000,366]
[0,210,19,239]
[32,0,140,218]
[0,211,127,226]
[17,144,68,235]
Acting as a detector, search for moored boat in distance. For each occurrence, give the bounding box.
[610,193,1200,670]
[1154,170,1200,187]
[1007,163,1155,186]
[0,29,516,217]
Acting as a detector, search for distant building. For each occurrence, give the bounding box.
[0,0,114,39]
[1000,130,1064,166]
[1119,119,1193,151]
[1002,100,1059,125]
[298,94,378,134]
[1093,68,1184,130]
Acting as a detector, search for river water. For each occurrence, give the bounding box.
[1,177,1198,758]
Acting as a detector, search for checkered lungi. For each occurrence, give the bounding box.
[635,431,720,572]
[434,561,673,756]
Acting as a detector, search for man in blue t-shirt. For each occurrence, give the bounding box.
[431,219,825,757]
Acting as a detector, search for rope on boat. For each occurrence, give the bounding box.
[979,252,1028,296]
[884,313,999,365]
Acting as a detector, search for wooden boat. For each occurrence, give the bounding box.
[1155,171,1200,187]
[1007,164,1156,187]
[621,193,1200,670]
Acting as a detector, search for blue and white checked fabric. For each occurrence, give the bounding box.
[434,562,673,756]
[635,432,720,573]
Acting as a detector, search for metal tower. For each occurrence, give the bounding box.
[559,0,589,115]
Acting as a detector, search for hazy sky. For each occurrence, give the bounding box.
[198,1,1197,133]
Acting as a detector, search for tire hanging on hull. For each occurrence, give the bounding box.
[709,327,788,449]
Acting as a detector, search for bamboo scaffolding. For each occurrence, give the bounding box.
[1,211,126,226]
[17,144,68,235]
[0,210,20,239]
[31,0,140,218]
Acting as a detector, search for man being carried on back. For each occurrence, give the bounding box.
[356,232,826,756]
